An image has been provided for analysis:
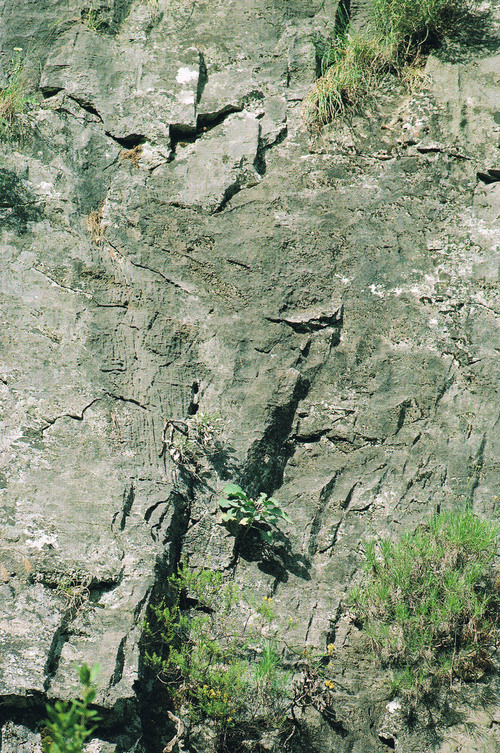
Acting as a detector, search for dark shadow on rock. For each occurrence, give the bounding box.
[434,6,500,62]
[240,376,310,498]
[0,168,43,233]
[233,526,311,582]
[206,441,240,480]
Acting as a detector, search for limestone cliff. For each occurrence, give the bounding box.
[1,0,500,751]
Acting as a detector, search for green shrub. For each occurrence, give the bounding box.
[350,511,500,695]
[218,483,290,544]
[44,665,100,753]
[143,565,292,737]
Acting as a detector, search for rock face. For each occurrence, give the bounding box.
[1,0,500,751]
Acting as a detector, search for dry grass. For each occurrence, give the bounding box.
[87,202,105,243]
[119,144,142,167]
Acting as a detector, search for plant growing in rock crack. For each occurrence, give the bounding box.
[43,664,100,753]
[142,565,293,749]
[304,0,472,124]
[349,509,500,697]
[51,571,95,620]
[218,483,291,544]
[161,413,220,477]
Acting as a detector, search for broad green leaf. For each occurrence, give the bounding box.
[223,483,246,498]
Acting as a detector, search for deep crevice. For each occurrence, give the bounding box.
[196,50,208,105]
[67,95,103,122]
[169,106,241,152]
[105,132,147,149]
[40,86,64,99]
[308,472,340,558]
[266,307,343,335]
[119,482,135,531]
[43,619,71,691]
[240,374,310,497]
[253,123,288,177]
[110,636,127,687]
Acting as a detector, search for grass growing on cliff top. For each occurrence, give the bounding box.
[304,0,468,124]
[349,510,500,696]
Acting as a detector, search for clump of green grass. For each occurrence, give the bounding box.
[350,510,500,696]
[304,33,394,125]
[370,0,466,57]
[305,0,468,124]
[0,49,33,140]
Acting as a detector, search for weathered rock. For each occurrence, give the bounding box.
[1,0,500,751]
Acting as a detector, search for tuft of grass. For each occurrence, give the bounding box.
[350,510,500,696]
[305,0,469,124]
[304,33,394,126]
[370,0,467,57]
[0,49,33,140]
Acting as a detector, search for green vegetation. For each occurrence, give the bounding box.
[305,32,394,124]
[218,483,291,544]
[44,665,100,753]
[350,510,500,695]
[370,0,462,53]
[143,565,291,741]
[304,0,468,124]
[0,49,34,140]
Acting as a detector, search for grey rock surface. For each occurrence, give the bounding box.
[1,0,500,751]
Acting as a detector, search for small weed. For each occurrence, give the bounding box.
[218,483,291,544]
[44,664,100,753]
[161,413,220,477]
[56,573,92,619]
[87,204,105,244]
[350,510,500,696]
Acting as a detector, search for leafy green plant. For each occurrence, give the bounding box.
[218,483,291,543]
[44,665,100,753]
[349,510,500,695]
[143,565,292,743]
[0,49,34,140]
